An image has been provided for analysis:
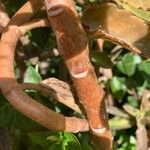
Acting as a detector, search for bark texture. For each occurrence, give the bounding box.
[44,0,113,149]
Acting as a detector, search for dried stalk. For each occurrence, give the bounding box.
[96,39,104,52]
[0,1,89,133]
[44,0,113,149]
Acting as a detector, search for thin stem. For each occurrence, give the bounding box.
[8,0,43,26]
[90,29,141,54]
[19,18,50,34]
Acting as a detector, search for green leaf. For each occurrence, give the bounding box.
[138,61,150,74]
[28,132,82,150]
[113,130,136,149]
[89,0,98,3]
[117,53,141,76]
[115,0,150,22]
[11,129,24,150]
[0,103,42,130]
[24,66,42,83]
[127,96,139,108]
[62,133,82,150]
[91,51,113,68]
[109,117,134,130]
[78,133,93,150]
[11,110,43,132]
[114,0,150,11]
[81,144,93,150]
[0,94,7,108]
[28,131,55,149]
[110,77,127,101]
[48,144,62,150]
[138,61,150,82]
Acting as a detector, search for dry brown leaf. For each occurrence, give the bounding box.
[40,78,82,114]
[82,3,150,58]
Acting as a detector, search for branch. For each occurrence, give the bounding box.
[21,81,131,118]
[8,0,44,26]
[136,126,148,150]
[19,18,50,34]
[0,1,89,133]
[107,106,130,119]
[90,29,141,55]
[44,0,113,149]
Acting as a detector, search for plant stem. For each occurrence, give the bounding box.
[44,0,113,149]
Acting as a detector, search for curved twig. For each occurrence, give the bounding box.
[90,29,141,54]
[19,18,50,34]
[8,0,43,26]
[0,1,89,133]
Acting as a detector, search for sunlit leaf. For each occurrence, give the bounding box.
[24,66,42,83]
[110,76,127,101]
[114,0,150,10]
[116,53,141,76]
[127,96,139,108]
[109,117,134,130]
[62,133,82,150]
[115,0,150,22]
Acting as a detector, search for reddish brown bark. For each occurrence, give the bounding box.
[0,0,89,133]
[0,0,113,149]
[44,0,112,149]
